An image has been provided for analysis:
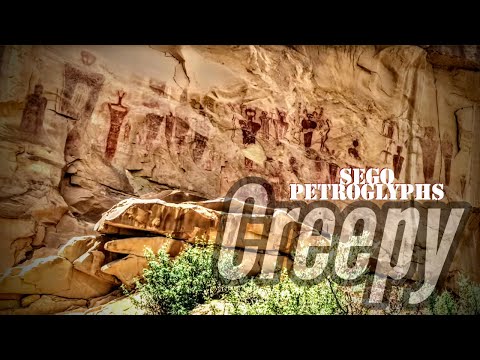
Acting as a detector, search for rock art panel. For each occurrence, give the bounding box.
[59,63,105,120]
[80,50,96,66]
[419,126,439,183]
[393,145,405,179]
[105,91,129,160]
[20,84,47,134]
[144,113,164,151]
[239,107,261,170]
[274,109,289,144]
[441,133,453,186]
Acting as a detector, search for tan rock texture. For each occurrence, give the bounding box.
[0,295,87,315]
[104,236,186,257]
[0,45,479,312]
[100,255,148,287]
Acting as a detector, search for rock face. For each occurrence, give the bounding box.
[0,45,479,313]
[94,198,219,240]
[104,237,186,257]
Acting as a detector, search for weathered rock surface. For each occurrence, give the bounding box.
[21,294,41,307]
[0,299,20,310]
[0,45,479,312]
[0,218,35,273]
[0,252,115,299]
[64,294,145,315]
[0,295,87,315]
[100,255,148,287]
[58,235,99,262]
[104,236,186,257]
[94,198,219,240]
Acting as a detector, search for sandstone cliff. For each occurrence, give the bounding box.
[0,45,478,313]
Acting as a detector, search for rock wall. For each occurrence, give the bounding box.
[0,45,479,312]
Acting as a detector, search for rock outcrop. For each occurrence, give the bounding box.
[0,45,479,313]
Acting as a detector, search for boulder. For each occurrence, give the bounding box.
[54,269,115,299]
[58,235,98,262]
[0,218,35,272]
[95,198,219,240]
[141,189,207,203]
[104,236,186,257]
[0,255,115,299]
[0,44,479,304]
[0,295,87,315]
[0,256,73,294]
[73,250,120,285]
[21,294,41,307]
[44,214,96,249]
[101,255,148,287]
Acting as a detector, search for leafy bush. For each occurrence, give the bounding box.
[128,237,480,315]
[131,244,226,315]
[217,270,348,315]
[130,240,352,315]
[428,275,480,315]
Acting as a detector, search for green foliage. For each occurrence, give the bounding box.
[457,274,480,314]
[131,240,351,315]
[428,275,480,315]
[129,236,480,315]
[218,270,347,315]
[131,244,226,315]
[429,290,458,315]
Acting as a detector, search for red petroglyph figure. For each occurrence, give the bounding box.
[393,146,404,179]
[314,156,322,173]
[419,126,439,183]
[382,118,396,139]
[441,134,453,186]
[259,110,271,139]
[80,50,96,66]
[190,99,206,117]
[123,122,131,141]
[203,150,215,171]
[381,138,395,164]
[174,117,190,148]
[348,139,361,160]
[203,96,215,112]
[192,132,208,163]
[145,113,164,151]
[20,84,47,134]
[329,162,339,183]
[317,108,331,153]
[105,91,129,160]
[274,109,289,144]
[149,80,168,97]
[165,112,175,150]
[301,111,317,148]
[60,64,104,120]
[239,108,261,170]
[180,88,188,103]
[164,112,190,154]
[460,175,467,197]
[289,156,299,177]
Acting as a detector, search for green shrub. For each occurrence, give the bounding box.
[218,270,348,315]
[128,237,480,315]
[457,274,480,314]
[129,242,352,315]
[131,244,226,315]
[428,275,480,315]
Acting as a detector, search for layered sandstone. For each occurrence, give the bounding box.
[0,45,479,313]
